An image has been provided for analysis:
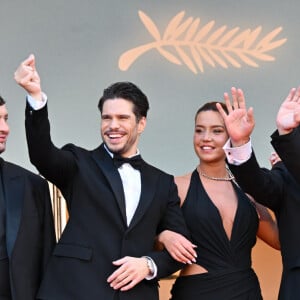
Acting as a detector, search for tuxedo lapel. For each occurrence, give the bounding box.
[2,162,24,257]
[129,163,158,229]
[91,145,127,225]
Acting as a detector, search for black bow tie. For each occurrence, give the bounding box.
[113,154,143,170]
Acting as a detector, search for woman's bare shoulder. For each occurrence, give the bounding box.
[175,173,193,204]
[175,173,192,185]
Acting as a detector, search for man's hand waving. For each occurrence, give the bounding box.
[14,54,42,101]
[276,86,300,135]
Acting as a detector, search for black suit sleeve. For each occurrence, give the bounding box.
[271,127,300,184]
[25,102,77,189]
[149,176,189,278]
[228,152,285,211]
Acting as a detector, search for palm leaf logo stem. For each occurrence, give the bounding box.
[119,10,287,74]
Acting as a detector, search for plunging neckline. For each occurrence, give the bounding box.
[198,175,239,243]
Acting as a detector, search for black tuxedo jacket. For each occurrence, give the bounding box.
[271,126,300,184]
[25,103,188,300]
[0,158,55,300]
[228,130,300,299]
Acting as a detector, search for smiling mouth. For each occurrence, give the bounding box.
[201,146,214,150]
[105,132,126,143]
[108,134,123,139]
[106,133,124,139]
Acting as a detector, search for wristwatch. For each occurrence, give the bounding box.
[144,256,155,275]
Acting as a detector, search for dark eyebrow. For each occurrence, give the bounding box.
[195,124,225,129]
[101,113,131,118]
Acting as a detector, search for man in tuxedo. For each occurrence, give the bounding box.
[14,54,192,300]
[0,95,55,300]
[217,86,300,299]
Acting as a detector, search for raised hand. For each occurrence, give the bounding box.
[276,86,300,135]
[217,87,255,147]
[14,54,42,100]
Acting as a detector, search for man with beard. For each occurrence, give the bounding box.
[14,54,192,300]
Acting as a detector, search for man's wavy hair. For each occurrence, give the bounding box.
[98,82,149,122]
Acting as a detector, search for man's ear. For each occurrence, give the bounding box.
[138,117,146,134]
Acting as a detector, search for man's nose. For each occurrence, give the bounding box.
[0,120,9,133]
[109,118,120,129]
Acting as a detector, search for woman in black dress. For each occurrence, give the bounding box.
[158,102,280,299]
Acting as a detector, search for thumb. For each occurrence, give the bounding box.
[25,54,36,70]
[216,102,227,120]
[247,107,255,125]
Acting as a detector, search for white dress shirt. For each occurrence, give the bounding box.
[104,145,141,226]
[223,138,252,165]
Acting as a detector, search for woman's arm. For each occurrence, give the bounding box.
[253,198,280,250]
[156,174,197,264]
[157,230,197,264]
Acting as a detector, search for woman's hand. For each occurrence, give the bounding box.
[158,230,197,264]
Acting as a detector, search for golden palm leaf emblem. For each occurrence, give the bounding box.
[119,11,287,74]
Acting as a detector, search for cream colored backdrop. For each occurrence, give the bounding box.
[1,0,298,174]
[1,1,295,299]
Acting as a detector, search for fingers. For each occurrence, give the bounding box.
[14,55,34,83]
[246,107,254,125]
[269,152,281,167]
[294,107,300,123]
[285,86,300,103]
[16,72,33,87]
[22,54,35,69]
[28,54,36,71]
[223,92,233,113]
[14,54,42,98]
[231,87,246,109]
[16,54,36,79]
[216,102,226,118]
[168,235,197,264]
[285,87,296,103]
[107,257,148,291]
[119,279,139,292]
[291,86,300,103]
[231,87,239,110]
[15,54,35,74]
[158,230,197,264]
[171,244,197,264]
[178,241,197,264]
[223,87,246,112]
[108,267,134,291]
[236,88,246,109]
